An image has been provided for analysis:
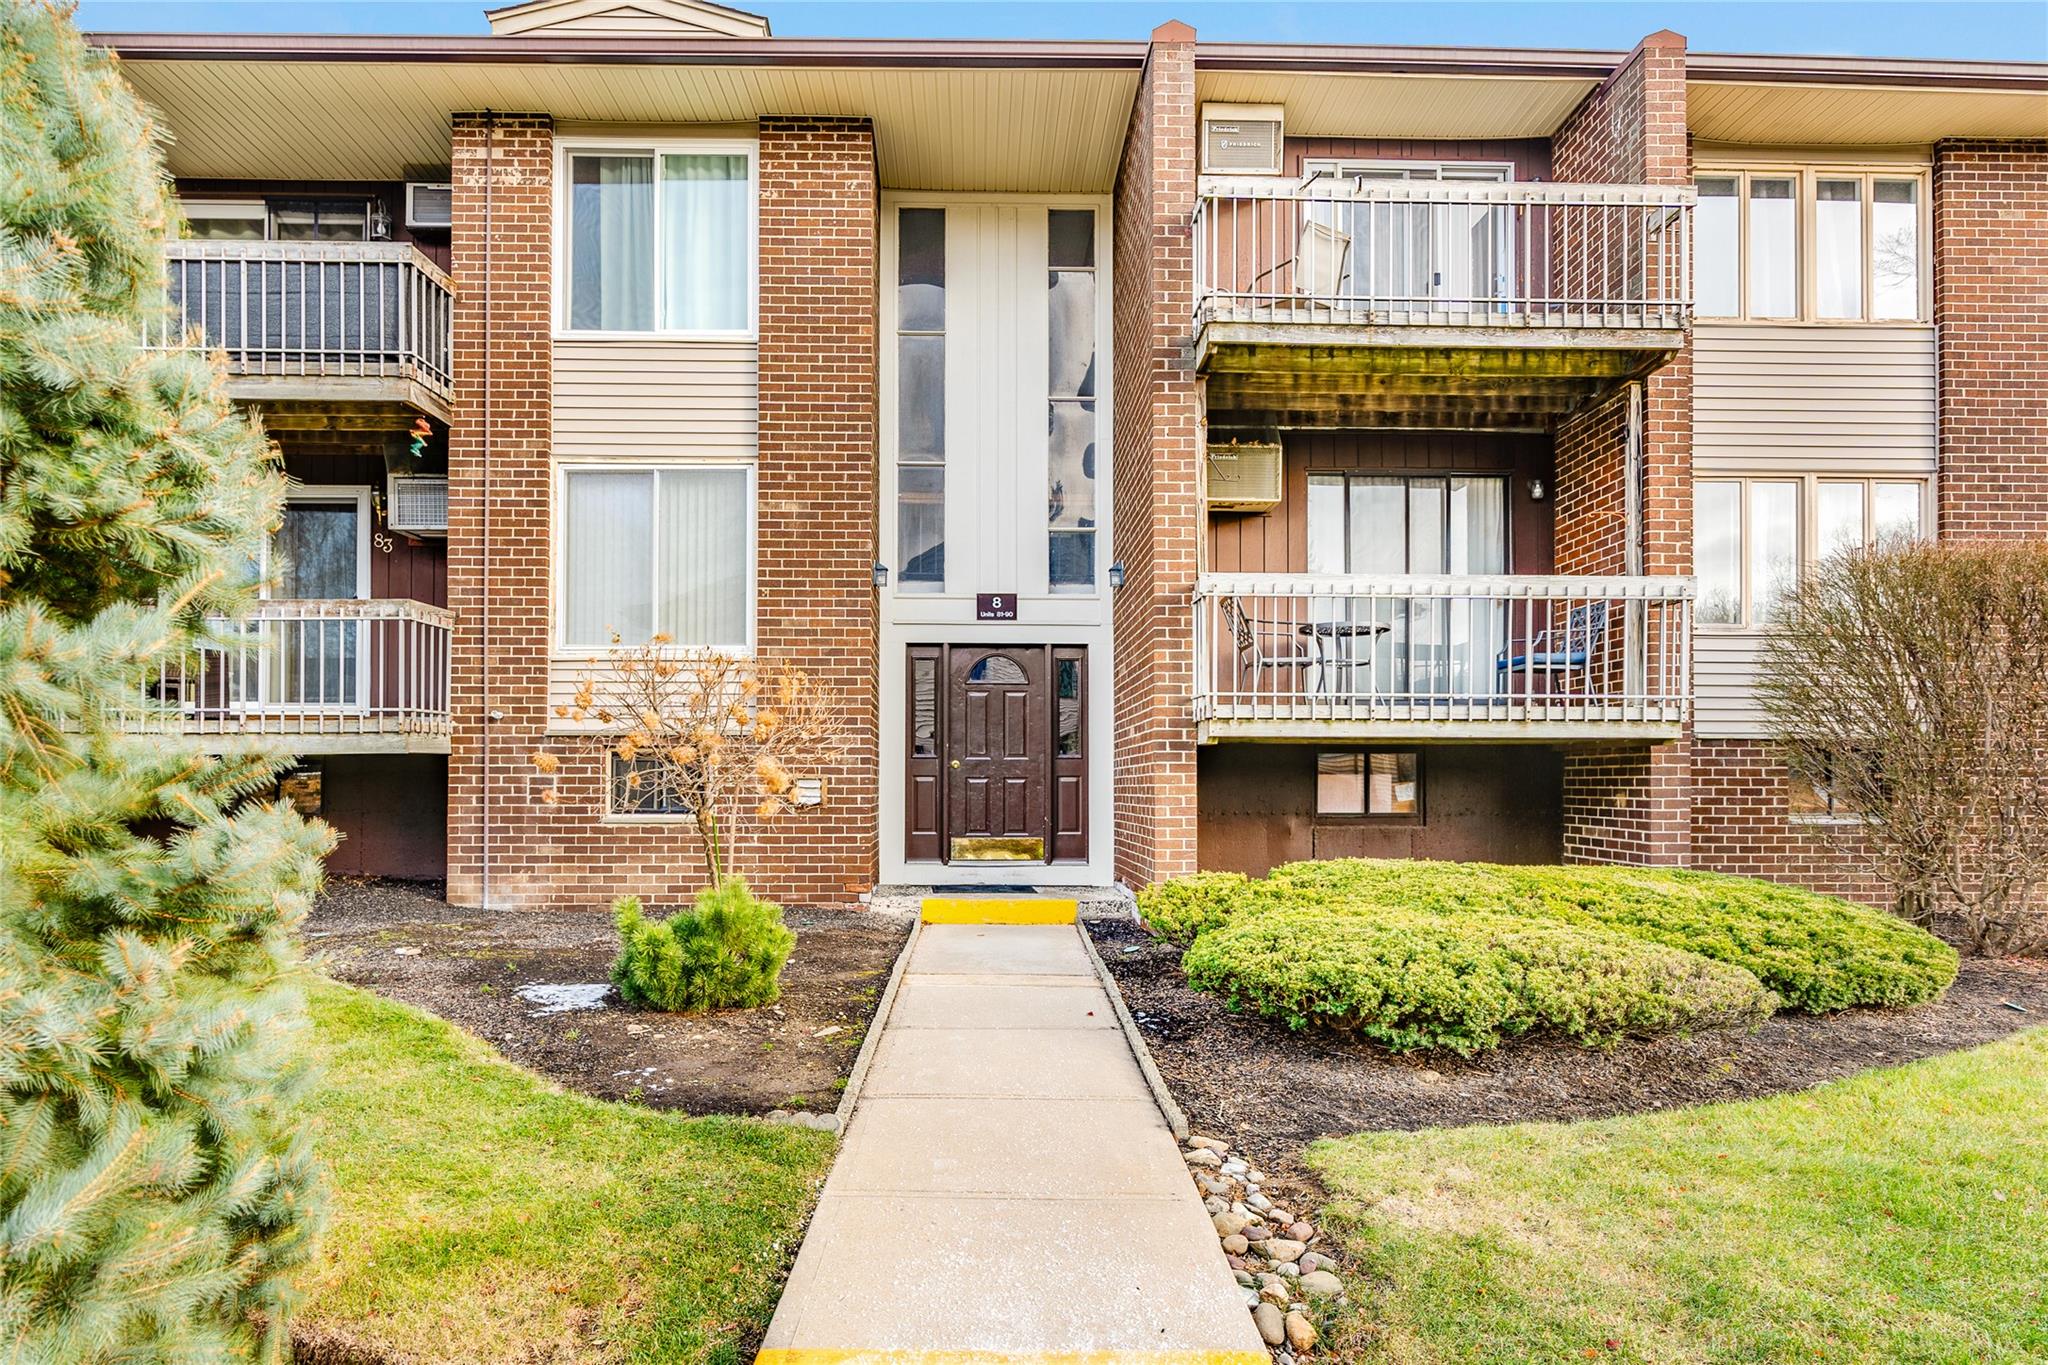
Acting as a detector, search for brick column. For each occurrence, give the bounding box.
[1111,21,1202,888]
[1933,139,2048,538]
[1549,32,1694,866]
[446,113,553,909]
[754,116,881,901]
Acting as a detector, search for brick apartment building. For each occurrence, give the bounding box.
[98,0,2048,910]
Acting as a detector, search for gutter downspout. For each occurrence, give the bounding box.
[481,110,495,911]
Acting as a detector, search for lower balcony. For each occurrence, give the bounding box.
[123,598,453,755]
[1192,574,1693,741]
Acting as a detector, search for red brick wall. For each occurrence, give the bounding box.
[444,114,879,910]
[1111,22,1202,888]
[1933,139,2048,538]
[1550,31,1694,866]
[1690,740,1887,905]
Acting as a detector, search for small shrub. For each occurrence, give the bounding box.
[1257,859,1958,1012]
[1138,870,1281,945]
[1182,908,1776,1054]
[612,878,796,1012]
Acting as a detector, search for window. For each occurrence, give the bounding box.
[1048,208,1099,590]
[1695,168,1926,322]
[562,144,752,334]
[896,207,946,591]
[178,198,372,242]
[1788,755,1863,822]
[180,200,266,240]
[610,753,690,818]
[1316,751,1421,818]
[1696,476,1927,627]
[559,465,751,650]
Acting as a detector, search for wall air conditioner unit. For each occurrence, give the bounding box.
[1200,103,1285,176]
[387,474,448,536]
[1205,440,1283,512]
[404,182,454,230]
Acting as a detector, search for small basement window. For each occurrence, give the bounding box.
[1316,751,1421,818]
[610,753,691,818]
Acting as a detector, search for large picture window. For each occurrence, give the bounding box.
[1696,475,1927,627]
[562,144,752,335]
[1695,168,1926,323]
[559,464,752,649]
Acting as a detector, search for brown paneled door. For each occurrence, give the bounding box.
[905,645,1087,866]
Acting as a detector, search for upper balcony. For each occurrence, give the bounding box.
[1193,179,1693,429]
[149,241,456,422]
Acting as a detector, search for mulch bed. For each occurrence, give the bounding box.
[311,877,911,1116]
[1090,919,2048,1179]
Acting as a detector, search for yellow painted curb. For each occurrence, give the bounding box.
[757,1353,1270,1364]
[919,897,1079,925]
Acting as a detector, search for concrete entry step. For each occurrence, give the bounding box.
[920,894,1078,925]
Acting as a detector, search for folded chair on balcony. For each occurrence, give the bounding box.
[1497,600,1608,688]
[1249,218,1353,309]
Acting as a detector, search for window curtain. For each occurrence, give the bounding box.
[661,154,748,331]
[570,155,654,331]
[657,468,749,646]
[564,471,653,646]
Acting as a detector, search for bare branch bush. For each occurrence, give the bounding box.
[1760,539,2048,955]
[530,637,850,888]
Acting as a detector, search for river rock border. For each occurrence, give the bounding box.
[1184,1134,1346,1361]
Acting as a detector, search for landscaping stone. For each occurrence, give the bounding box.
[1287,1221,1314,1242]
[1252,1303,1285,1346]
[1299,1252,1331,1274]
[1234,1270,1256,1288]
[1263,1238,1306,1264]
[1205,1196,1228,1215]
[1275,1261,1300,1278]
[1186,1149,1222,1169]
[1189,1135,1230,1155]
[1284,1312,1317,1351]
[1221,1234,1248,1255]
[1226,1254,1248,1272]
[1298,1270,1344,1300]
[1259,1282,1291,1309]
[1213,1211,1251,1237]
[1221,1159,1249,1175]
[1242,1224,1271,1243]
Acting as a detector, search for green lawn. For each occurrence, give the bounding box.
[297,979,835,1364]
[1312,1029,2048,1364]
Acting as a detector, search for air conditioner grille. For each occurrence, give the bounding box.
[1206,441,1284,512]
[405,182,453,230]
[1200,104,1285,176]
[388,475,448,535]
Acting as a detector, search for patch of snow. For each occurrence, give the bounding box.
[516,982,612,1015]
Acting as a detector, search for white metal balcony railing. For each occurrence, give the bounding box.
[121,599,453,743]
[1194,178,1694,331]
[1193,574,1694,734]
[148,241,455,401]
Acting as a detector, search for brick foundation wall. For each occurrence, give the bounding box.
[445,114,879,910]
[1689,740,1888,905]
[1110,22,1202,888]
[1550,31,1695,866]
[1933,139,2048,538]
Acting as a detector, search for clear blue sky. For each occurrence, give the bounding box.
[74,0,2048,62]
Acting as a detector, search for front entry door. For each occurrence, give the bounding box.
[905,644,1088,866]
[947,648,1049,862]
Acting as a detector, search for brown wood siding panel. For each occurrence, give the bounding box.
[1284,137,1552,181]
[1207,431,1554,575]
[279,444,448,608]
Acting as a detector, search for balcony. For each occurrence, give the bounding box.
[1192,573,1693,742]
[1193,179,1693,429]
[150,241,455,421]
[121,598,453,755]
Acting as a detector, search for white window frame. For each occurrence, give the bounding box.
[1695,474,1932,631]
[551,458,758,657]
[1693,164,1932,325]
[552,136,759,341]
[262,485,373,600]
[243,486,373,716]
[177,198,268,239]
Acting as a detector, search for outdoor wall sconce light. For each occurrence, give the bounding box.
[1108,560,1127,591]
[1528,478,1546,501]
[871,562,890,588]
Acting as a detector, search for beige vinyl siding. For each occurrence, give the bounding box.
[1694,324,1937,473]
[1692,323,1936,737]
[549,339,758,711]
[553,339,757,459]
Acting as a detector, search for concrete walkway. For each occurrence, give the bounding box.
[758,921,1267,1363]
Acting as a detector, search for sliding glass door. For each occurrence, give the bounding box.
[1309,163,1513,313]
[1306,473,1508,699]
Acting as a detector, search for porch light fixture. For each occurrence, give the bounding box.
[1528,478,1546,502]
[368,199,393,241]
[871,562,890,589]
[1108,560,1127,591]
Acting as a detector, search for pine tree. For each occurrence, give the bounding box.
[0,3,333,1360]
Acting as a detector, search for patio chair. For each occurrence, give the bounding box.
[1497,600,1608,686]
[1249,216,1352,306]
[1220,595,1367,697]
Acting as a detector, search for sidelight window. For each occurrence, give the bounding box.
[1048,208,1099,590]
[897,207,947,591]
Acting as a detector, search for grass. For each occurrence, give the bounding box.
[1311,1028,2048,1364]
[297,979,835,1364]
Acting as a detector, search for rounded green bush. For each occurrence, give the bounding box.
[612,878,796,1012]
[1254,858,1958,1012]
[1137,870,1281,945]
[1182,908,1777,1054]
